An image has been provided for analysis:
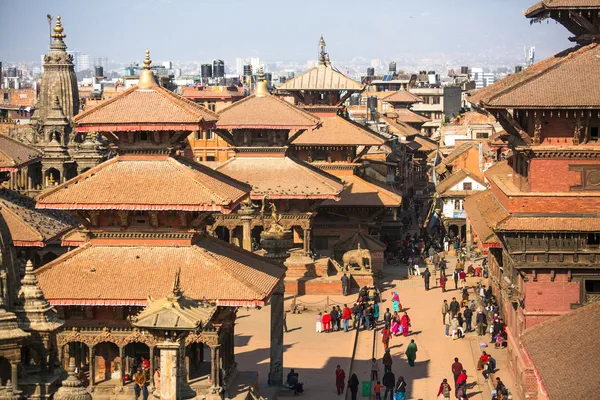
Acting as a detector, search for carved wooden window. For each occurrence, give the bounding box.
[587,233,600,248]
[463,182,472,191]
[569,165,600,191]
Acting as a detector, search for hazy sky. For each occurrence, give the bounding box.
[0,0,572,63]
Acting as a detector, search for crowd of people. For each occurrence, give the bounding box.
[316,286,381,334]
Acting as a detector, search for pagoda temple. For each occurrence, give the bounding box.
[211,72,343,256]
[465,2,600,398]
[277,37,403,256]
[33,50,285,399]
[8,16,106,195]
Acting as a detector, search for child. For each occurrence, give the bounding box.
[374,380,382,400]
[316,312,322,333]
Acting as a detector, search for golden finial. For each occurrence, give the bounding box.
[51,15,66,39]
[255,67,268,98]
[143,49,152,70]
[137,49,155,89]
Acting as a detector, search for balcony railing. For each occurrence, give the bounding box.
[585,293,600,304]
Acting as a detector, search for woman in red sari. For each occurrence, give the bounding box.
[400,312,411,337]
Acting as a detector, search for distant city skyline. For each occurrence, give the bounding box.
[1,0,571,66]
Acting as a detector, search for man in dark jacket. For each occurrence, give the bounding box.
[476,310,487,336]
[330,308,339,332]
[463,307,473,332]
[422,267,432,290]
[341,273,349,296]
[439,258,447,276]
[382,370,395,400]
[449,298,460,317]
[383,308,392,326]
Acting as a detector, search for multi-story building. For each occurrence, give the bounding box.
[465,2,600,398]
[471,67,495,89]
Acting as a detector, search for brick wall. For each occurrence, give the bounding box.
[529,159,600,192]
[523,270,580,329]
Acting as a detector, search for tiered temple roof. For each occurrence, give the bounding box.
[321,175,402,207]
[0,135,41,172]
[291,115,387,146]
[215,155,342,200]
[216,92,320,130]
[277,64,364,91]
[36,236,283,307]
[0,189,75,247]
[37,155,249,213]
[469,43,600,109]
[463,190,509,247]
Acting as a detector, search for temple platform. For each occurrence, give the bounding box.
[284,271,374,295]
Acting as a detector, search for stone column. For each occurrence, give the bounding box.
[269,282,284,387]
[241,216,252,251]
[118,346,124,386]
[228,228,234,245]
[158,341,179,400]
[209,344,221,391]
[303,228,312,255]
[89,345,95,386]
[11,362,18,391]
[149,346,155,386]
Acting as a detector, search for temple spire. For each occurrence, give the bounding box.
[318,35,327,65]
[137,49,156,89]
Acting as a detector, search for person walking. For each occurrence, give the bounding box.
[422,267,431,290]
[464,306,473,333]
[371,357,380,381]
[383,308,392,326]
[400,312,411,337]
[437,378,452,400]
[394,376,407,400]
[405,339,418,367]
[316,312,323,333]
[382,349,393,374]
[443,309,451,337]
[341,273,349,296]
[342,304,352,332]
[440,273,447,292]
[381,324,391,350]
[439,257,447,276]
[348,373,359,400]
[441,300,449,324]
[476,310,487,336]
[335,365,346,395]
[451,358,463,385]
[453,270,459,290]
[449,298,460,317]
[382,369,395,400]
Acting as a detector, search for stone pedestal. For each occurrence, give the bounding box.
[284,249,317,278]
[269,283,284,387]
[157,340,195,400]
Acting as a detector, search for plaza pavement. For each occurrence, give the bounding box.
[234,255,518,400]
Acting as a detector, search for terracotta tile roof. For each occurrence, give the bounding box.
[215,156,343,200]
[412,135,438,152]
[73,84,218,131]
[181,86,244,100]
[35,236,285,307]
[382,91,423,104]
[445,142,478,164]
[36,155,249,213]
[380,116,420,138]
[334,231,386,252]
[0,135,42,170]
[525,0,600,16]
[496,216,600,231]
[484,160,513,179]
[291,115,386,146]
[436,168,487,196]
[277,64,364,91]
[0,189,76,246]
[463,190,509,245]
[216,93,320,129]
[469,44,600,108]
[61,228,87,247]
[521,302,600,400]
[321,175,402,207]
[388,109,430,124]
